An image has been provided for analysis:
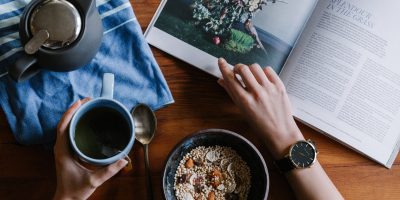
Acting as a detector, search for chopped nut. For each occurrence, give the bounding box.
[226,182,236,193]
[220,159,229,169]
[207,191,215,200]
[194,176,204,186]
[177,174,187,184]
[227,163,234,177]
[194,157,204,166]
[211,179,220,188]
[206,150,219,162]
[209,169,223,188]
[185,158,194,168]
[195,195,203,200]
[212,169,222,177]
[217,184,225,191]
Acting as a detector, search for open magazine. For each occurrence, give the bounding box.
[145,0,400,168]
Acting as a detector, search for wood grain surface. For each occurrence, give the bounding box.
[0,0,399,199]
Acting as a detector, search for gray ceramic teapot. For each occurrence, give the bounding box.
[9,0,103,82]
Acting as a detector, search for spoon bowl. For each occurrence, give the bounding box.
[132,104,156,144]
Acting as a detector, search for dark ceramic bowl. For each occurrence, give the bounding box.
[163,129,269,200]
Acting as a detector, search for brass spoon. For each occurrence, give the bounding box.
[132,104,156,200]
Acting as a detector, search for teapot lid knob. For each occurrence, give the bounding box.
[29,0,82,49]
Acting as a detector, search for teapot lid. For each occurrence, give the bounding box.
[29,0,82,49]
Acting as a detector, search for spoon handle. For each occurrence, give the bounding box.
[144,144,154,200]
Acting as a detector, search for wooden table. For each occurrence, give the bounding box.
[1,1,399,199]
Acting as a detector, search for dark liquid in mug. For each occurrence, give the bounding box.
[74,107,130,159]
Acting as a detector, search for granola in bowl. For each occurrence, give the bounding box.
[174,146,251,200]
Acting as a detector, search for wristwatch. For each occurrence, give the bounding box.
[274,139,318,173]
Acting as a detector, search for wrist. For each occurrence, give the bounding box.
[267,128,304,159]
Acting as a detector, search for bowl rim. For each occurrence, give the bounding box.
[162,128,270,200]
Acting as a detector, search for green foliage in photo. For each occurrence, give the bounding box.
[223,29,255,54]
[191,0,276,36]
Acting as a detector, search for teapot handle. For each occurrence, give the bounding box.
[9,55,41,82]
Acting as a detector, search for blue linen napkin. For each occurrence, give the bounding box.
[0,0,174,145]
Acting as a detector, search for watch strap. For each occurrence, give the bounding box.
[274,156,295,173]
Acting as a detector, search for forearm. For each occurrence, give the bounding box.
[260,127,343,200]
[285,161,343,200]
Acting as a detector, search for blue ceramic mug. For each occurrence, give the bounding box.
[69,73,135,165]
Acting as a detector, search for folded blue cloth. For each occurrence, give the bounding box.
[0,0,174,145]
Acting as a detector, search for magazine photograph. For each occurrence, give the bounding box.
[147,0,317,75]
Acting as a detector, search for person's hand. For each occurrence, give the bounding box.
[54,98,128,200]
[218,58,304,159]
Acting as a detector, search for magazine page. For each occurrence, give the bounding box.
[145,0,318,77]
[280,0,400,167]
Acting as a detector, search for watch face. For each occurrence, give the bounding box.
[289,141,316,168]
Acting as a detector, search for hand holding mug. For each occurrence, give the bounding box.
[54,98,128,200]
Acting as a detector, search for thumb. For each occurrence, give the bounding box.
[93,159,128,186]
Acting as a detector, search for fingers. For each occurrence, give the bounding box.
[92,159,128,187]
[263,67,285,89]
[55,98,92,159]
[218,58,247,98]
[57,97,91,136]
[249,63,271,86]
[57,100,82,136]
[218,58,285,100]
[233,64,260,92]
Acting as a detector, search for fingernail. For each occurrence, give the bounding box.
[217,79,223,85]
[75,99,81,106]
[120,159,128,166]
[218,58,226,64]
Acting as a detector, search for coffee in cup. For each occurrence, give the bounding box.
[74,106,131,159]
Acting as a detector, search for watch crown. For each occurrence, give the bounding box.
[307,139,318,153]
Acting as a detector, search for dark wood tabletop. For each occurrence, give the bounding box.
[1,0,399,199]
